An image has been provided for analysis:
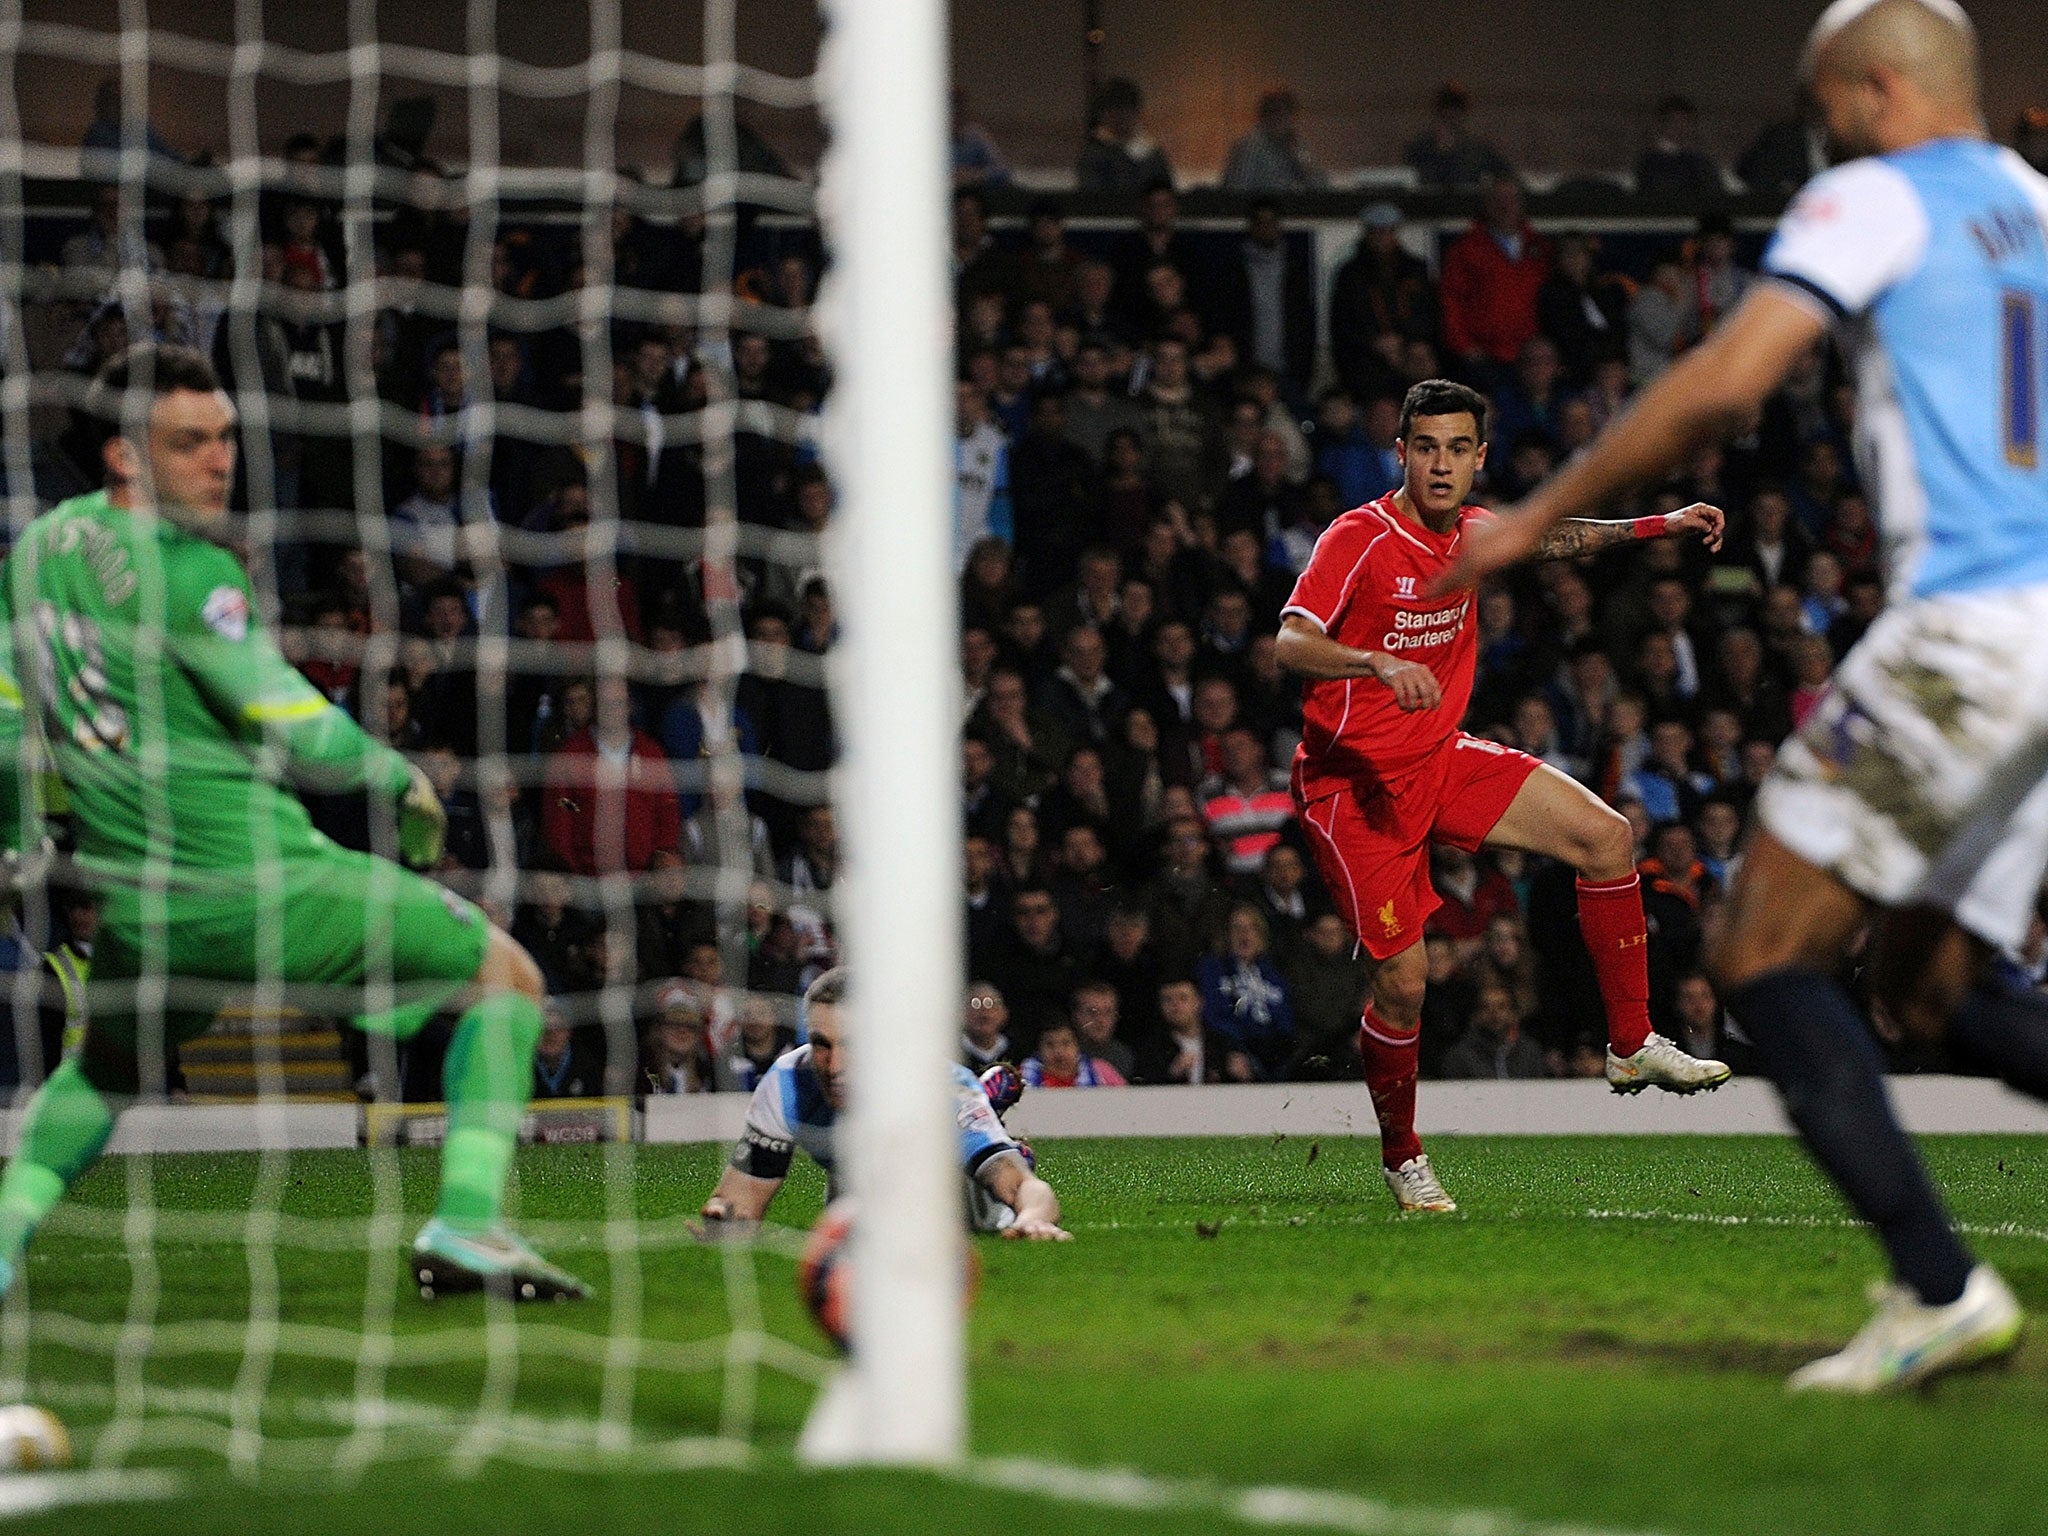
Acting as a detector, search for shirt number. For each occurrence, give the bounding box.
[31,602,130,754]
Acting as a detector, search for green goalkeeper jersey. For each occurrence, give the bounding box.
[0,491,412,896]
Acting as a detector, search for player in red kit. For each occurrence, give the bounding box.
[1276,380,1730,1213]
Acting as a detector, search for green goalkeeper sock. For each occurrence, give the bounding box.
[435,992,544,1231]
[0,1058,120,1261]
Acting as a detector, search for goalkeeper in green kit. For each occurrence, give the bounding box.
[0,345,587,1302]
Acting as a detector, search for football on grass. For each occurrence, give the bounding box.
[0,1405,71,1470]
[797,1200,982,1353]
[798,1199,858,1351]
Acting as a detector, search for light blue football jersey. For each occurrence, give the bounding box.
[1764,138,2048,599]
[733,1045,1023,1198]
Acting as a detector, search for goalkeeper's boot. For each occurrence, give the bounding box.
[1788,1265,2021,1394]
[1606,1033,1731,1095]
[1382,1154,1457,1213]
[412,1218,591,1303]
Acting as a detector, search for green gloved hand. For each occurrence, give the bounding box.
[398,759,446,870]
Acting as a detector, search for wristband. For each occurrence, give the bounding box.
[1630,515,1665,541]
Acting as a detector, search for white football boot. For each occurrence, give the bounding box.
[1383,1154,1457,1213]
[1606,1033,1732,1095]
[1788,1265,2022,1393]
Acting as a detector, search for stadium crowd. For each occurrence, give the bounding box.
[7,79,2046,1104]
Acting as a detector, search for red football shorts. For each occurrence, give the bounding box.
[1295,733,1543,960]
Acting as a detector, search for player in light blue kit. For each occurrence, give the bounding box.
[1442,0,2048,1390]
[698,969,1071,1240]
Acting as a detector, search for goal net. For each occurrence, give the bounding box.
[0,0,959,1473]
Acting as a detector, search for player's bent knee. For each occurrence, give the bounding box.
[1372,946,1429,1024]
[473,927,544,1004]
[1576,804,1635,878]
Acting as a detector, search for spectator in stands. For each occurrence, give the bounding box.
[1115,186,1205,336]
[1718,486,1811,601]
[1330,203,1437,402]
[1146,814,1233,978]
[81,77,185,163]
[962,982,1014,1071]
[534,482,645,646]
[1202,729,1292,877]
[388,443,470,596]
[1426,846,1520,961]
[1223,203,1317,394]
[1222,88,1327,193]
[642,980,714,1094]
[1197,903,1296,1077]
[1049,821,1117,955]
[1627,249,1701,385]
[1137,337,1224,516]
[1701,626,1793,746]
[953,187,1021,312]
[1473,913,1543,1030]
[1439,981,1547,1079]
[1019,202,1083,315]
[1283,912,1368,1079]
[955,381,1013,573]
[1736,110,1826,197]
[727,996,796,1092]
[1692,213,1752,332]
[1439,178,1550,380]
[1136,977,1254,1085]
[1071,980,1136,1081]
[974,668,1068,807]
[987,884,1081,1050]
[533,1000,603,1100]
[1671,971,1725,1065]
[950,90,1011,188]
[1634,95,1726,204]
[1788,633,1836,731]
[61,183,164,316]
[1309,391,1384,511]
[1536,232,1628,380]
[1404,81,1512,190]
[1076,77,1173,193]
[1061,341,1143,468]
[542,673,682,876]
[169,192,230,281]
[1489,335,1568,456]
[1023,1016,1127,1088]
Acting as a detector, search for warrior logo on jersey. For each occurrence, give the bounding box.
[201,585,249,642]
[1394,576,1416,597]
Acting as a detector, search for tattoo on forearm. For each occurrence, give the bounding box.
[1533,518,1637,563]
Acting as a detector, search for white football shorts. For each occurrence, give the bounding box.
[1757,583,2048,951]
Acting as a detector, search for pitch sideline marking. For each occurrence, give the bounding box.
[10,1384,1677,1536]
[966,1455,1681,1536]
[0,1469,183,1521]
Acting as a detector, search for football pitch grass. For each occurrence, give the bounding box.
[9,1133,2048,1536]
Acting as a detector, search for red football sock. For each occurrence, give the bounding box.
[1359,1005,1422,1169]
[1577,872,1653,1057]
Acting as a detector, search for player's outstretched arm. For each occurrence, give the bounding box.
[1274,614,1440,712]
[700,1165,783,1229]
[1531,503,1726,562]
[1432,286,1824,594]
[984,1154,1071,1241]
[177,556,413,801]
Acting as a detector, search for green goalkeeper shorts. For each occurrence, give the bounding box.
[90,847,491,1051]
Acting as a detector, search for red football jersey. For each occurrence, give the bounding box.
[1283,495,1489,801]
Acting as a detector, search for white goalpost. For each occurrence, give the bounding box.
[803,0,966,1465]
[0,0,965,1476]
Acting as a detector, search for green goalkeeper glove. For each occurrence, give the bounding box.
[397,759,446,870]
